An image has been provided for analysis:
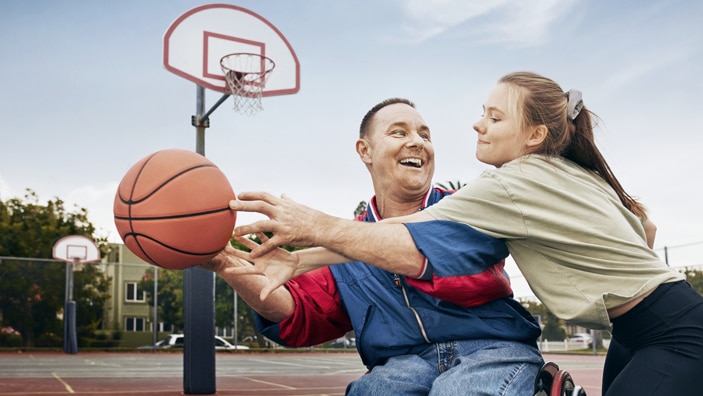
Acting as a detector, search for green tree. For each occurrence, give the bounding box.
[354,201,367,218]
[520,298,566,341]
[140,268,184,331]
[0,189,110,347]
[74,263,112,346]
[139,237,276,341]
[682,267,703,296]
[435,180,466,191]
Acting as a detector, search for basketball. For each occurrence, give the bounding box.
[113,149,236,270]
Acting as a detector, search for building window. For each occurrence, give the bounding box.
[125,317,145,332]
[125,282,145,302]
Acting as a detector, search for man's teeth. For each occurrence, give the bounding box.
[400,158,422,167]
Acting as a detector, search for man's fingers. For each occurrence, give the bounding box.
[227,265,262,276]
[237,191,278,201]
[228,247,252,262]
[229,199,272,215]
[234,219,277,237]
[232,235,261,252]
[248,237,284,258]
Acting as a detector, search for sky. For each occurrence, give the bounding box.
[1,0,702,298]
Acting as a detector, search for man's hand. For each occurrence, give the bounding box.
[198,244,244,274]
[229,192,328,257]
[227,233,301,300]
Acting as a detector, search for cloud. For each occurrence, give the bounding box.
[397,0,578,46]
[598,46,695,95]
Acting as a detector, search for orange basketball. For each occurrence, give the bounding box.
[113,149,236,269]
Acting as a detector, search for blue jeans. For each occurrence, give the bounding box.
[346,339,543,396]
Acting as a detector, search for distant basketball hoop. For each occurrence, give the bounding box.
[221,53,275,115]
[53,235,100,270]
[52,235,100,355]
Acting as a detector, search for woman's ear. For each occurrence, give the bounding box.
[527,125,548,148]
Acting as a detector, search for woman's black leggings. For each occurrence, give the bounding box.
[603,281,703,395]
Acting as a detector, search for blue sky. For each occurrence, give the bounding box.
[1,0,702,297]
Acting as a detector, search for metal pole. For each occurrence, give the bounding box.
[152,267,158,346]
[233,292,238,349]
[63,259,78,354]
[183,84,216,395]
[664,246,669,266]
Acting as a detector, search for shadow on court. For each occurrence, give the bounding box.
[0,351,604,396]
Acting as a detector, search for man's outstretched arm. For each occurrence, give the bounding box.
[230,192,433,277]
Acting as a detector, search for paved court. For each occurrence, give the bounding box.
[0,351,604,395]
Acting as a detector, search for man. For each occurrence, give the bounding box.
[205,98,542,395]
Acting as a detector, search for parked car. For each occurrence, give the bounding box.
[330,336,355,349]
[138,334,250,350]
[567,333,593,348]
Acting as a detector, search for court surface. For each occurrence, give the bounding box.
[0,351,604,395]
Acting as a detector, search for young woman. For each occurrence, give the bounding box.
[229,72,703,395]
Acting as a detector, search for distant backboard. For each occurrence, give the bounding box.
[52,235,100,264]
[163,4,300,97]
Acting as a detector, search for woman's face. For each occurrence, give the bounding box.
[473,83,534,168]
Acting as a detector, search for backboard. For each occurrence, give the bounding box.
[163,4,300,97]
[52,235,100,264]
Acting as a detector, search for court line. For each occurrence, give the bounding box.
[239,376,297,390]
[51,372,75,394]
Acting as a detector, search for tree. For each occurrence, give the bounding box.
[435,180,466,191]
[682,267,703,296]
[0,189,110,347]
[354,201,367,218]
[139,237,280,341]
[520,298,566,341]
[140,268,184,331]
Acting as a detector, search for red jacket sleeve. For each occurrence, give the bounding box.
[405,260,513,307]
[277,267,353,347]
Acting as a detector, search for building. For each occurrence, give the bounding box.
[102,243,164,347]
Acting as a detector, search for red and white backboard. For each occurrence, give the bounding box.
[163,4,300,97]
[52,235,100,264]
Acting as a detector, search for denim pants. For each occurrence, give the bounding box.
[604,281,703,395]
[346,339,543,396]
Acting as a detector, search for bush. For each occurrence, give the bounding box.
[0,332,21,347]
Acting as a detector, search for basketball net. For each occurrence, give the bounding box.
[220,53,276,116]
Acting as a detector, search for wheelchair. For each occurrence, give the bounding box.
[534,362,587,396]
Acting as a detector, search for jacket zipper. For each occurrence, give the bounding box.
[394,274,430,343]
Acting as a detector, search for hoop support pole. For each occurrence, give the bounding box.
[191,92,231,127]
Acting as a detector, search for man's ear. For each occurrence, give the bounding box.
[357,139,372,164]
[527,125,548,148]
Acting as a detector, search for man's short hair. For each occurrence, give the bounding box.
[359,98,415,138]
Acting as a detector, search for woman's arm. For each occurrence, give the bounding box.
[643,218,657,249]
[230,192,434,276]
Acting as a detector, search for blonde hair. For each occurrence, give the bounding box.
[499,72,647,219]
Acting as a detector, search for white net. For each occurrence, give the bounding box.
[220,53,276,116]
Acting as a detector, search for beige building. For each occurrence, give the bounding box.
[102,243,167,347]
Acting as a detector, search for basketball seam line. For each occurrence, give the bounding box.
[122,163,219,205]
[114,207,231,221]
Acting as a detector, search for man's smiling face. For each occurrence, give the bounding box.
[361,103,435,198]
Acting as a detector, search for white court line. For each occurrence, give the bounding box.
[51,372,75,394]
[239,376,296,390]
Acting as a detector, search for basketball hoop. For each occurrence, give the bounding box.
[220,53,275,115]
